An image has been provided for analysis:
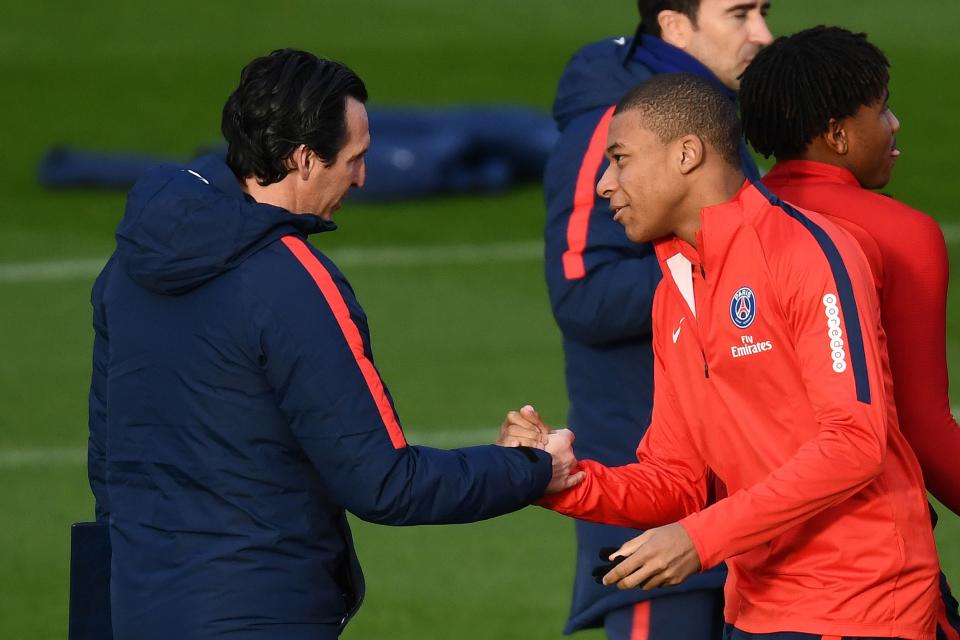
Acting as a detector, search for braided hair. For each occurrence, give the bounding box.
[739,26,889,159]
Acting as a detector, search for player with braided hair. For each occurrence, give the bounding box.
[741,25,960,638]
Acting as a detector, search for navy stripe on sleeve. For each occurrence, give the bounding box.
[753,181,871,404]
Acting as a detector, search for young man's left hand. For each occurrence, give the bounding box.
[601,523,702,590]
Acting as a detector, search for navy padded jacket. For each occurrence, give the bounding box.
[89,155,552,639]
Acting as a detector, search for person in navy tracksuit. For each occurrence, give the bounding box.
[87,49,576,640]
[543,2,771,637]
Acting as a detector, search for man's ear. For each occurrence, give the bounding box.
[677,135,705,175]
[658,10,696,50]
[821,118,849,155]
[288,145,320,180]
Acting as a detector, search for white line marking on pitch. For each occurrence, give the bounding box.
[3,219,959,285]
[8,408,960,470]
[0,428,501,469]
[0,241,543,284]
[0,447,88,468]
[0,258,108,283]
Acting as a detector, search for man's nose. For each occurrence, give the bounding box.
[751,13,774,47]
[889,109,901,135]
[596,163,615,200]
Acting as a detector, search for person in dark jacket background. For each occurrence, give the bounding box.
[542,1,771,637]
[88,48,580,640]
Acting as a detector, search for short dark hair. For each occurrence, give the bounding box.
[221,49,368,185]
[739,26,890,159]
[615,73,742,167]
[638,0,701,38]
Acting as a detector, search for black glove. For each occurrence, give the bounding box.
[592,546,627,584]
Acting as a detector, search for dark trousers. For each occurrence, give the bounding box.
[604,589,724,640]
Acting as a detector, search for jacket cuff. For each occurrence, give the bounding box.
[518,447,553,500]
[533,462,590,510]
[678,511,719,572]
[534,491,562,509]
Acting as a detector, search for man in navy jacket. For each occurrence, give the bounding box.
[88,49,578,639]
[543,1,771,637]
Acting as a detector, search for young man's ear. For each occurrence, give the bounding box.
[822,118,849,155]
[677,135,705,175]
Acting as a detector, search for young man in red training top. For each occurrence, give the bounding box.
[738,25,960,637]
[505,72,941,638]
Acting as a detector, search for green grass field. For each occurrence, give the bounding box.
[2,2,959,638]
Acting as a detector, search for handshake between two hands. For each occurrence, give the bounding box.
[495,405,702,591]
[495,404,584,494]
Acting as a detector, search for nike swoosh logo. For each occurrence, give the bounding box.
[672,318,684,343]
[613,37,626,46]
[185,169,210,185]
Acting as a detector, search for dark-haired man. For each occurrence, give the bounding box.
[543,1,771,636]
[739,25,960,637]
[88,49,579,640]
[527,71,942,639]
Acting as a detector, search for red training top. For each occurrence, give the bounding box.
[540,181,940,638]
[764,160,960,515]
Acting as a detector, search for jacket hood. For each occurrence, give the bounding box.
[553,31,736,132]
[553,32,652,131]
[116,155,334,295]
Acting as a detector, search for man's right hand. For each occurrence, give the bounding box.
[497,405,584,493]
[497,404,550,448]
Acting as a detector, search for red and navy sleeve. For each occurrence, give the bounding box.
[680,202,890,570]
[245,236,552,525]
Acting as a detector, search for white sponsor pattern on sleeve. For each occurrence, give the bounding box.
[823,293,847,373]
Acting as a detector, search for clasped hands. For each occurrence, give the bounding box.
[496,405,584,494]
[496,405,701,591]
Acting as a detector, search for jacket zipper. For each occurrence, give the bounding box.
[698,264,709,378]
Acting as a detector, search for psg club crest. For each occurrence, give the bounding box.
[729,286,756,329]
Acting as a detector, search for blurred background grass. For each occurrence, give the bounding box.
[1,1,958,638]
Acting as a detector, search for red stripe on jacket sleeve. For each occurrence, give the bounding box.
[561,105,616,280]
[281,236,408,449]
